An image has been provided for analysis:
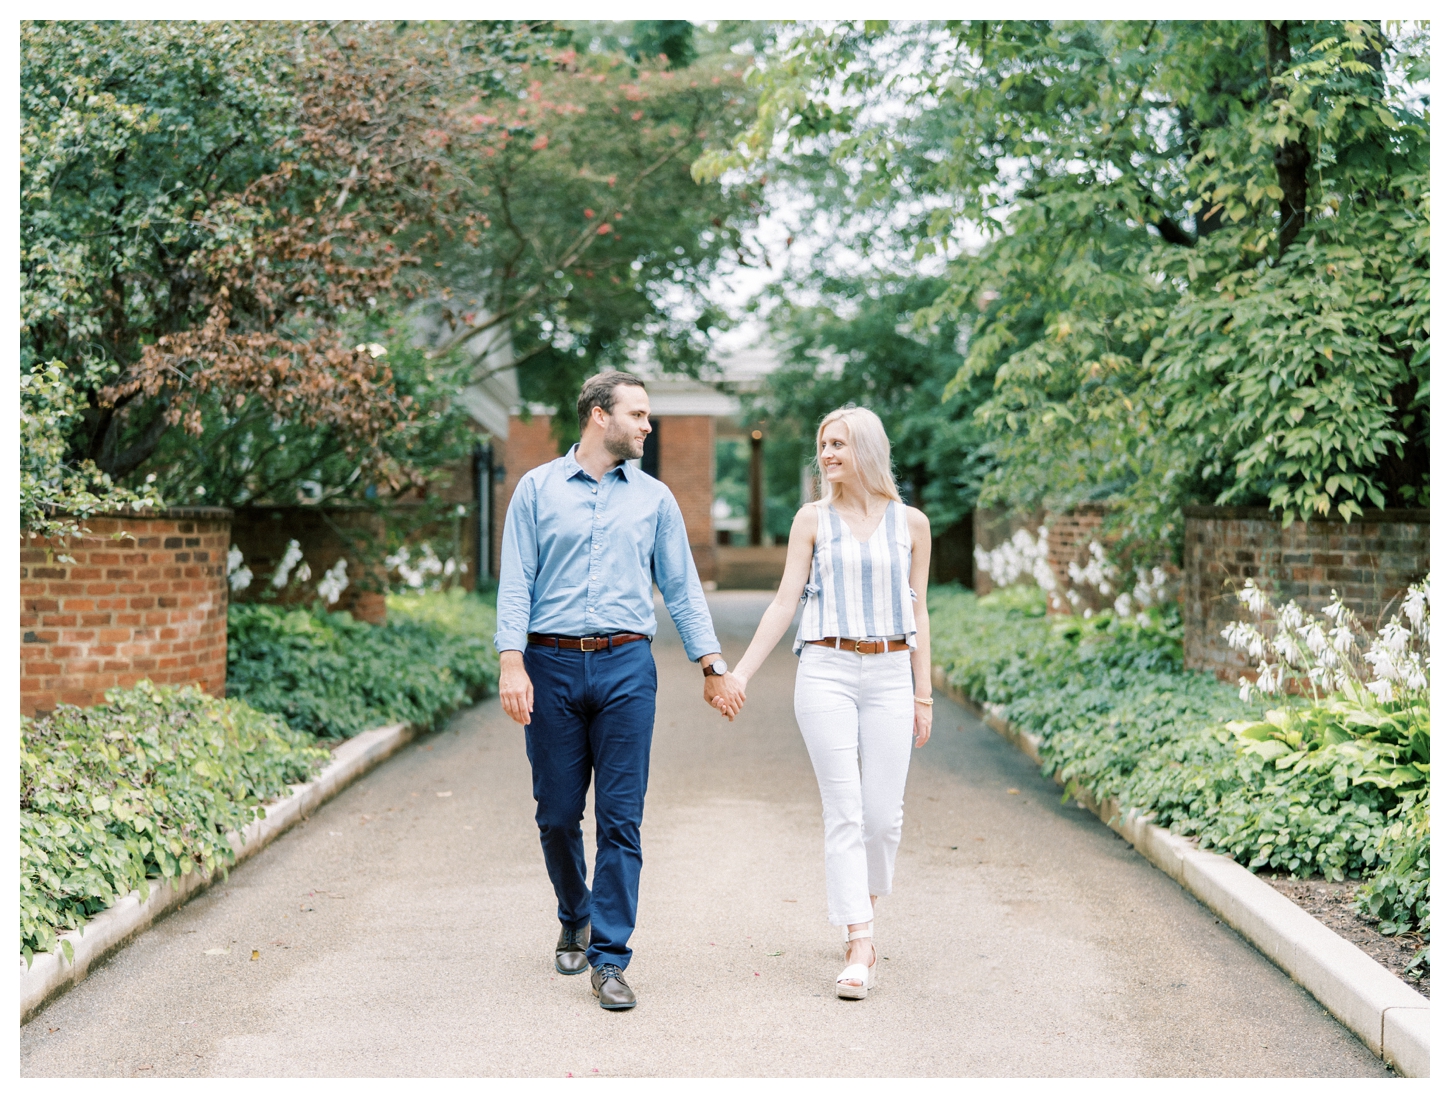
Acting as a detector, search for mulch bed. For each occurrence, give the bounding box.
[1259,873,1429,999]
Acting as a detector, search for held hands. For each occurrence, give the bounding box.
[499,651,534,726]
[704,669,747,721]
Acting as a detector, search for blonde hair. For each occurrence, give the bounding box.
[815,405,902,506]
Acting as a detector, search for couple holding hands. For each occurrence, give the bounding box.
[494,371,933,1010]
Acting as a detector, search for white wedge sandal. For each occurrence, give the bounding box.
[835,923,877,1000]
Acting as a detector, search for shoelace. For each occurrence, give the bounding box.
[560,929,585,949]
[595,963,625,983]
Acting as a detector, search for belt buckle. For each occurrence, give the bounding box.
[580,636,599,652]
[853,639,866,654]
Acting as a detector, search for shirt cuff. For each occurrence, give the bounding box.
[681,631,722,663]
[494,629,529,654]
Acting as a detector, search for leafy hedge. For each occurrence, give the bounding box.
[21,682,327,962]
[930,585,1429,950]
[226,590,499,740]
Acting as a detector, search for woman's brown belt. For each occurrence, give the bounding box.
[806,637,912,654]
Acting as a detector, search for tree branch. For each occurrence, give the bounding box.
[1266,20,1311,254]
[430,135,700,356]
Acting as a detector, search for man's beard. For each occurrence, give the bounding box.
[603,420,643,462]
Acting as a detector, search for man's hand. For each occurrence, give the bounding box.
[701,655,745,720]
[499,650,534,726]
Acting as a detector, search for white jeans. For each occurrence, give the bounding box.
[793,645,915,926]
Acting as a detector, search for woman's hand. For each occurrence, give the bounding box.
[711,671,748,718]
[912,697,933,748]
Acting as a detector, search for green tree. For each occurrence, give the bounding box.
[753,274,993,531]
[700,20,1428,548]
[21,20,763,515]
[423,26,764,448]
[21,20,552,511]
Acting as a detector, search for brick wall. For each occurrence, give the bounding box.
[1183,505,1430,681]
[20,509,230,716]
[972,504,1170,614]
[229,507,389,624]
[972,508,1046,596]
[1042,504,1127,613]
[655,415,717,583]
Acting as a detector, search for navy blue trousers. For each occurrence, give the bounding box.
[523,639,657,970]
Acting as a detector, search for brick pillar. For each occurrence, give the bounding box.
[494,413,565,575]
[20,508,231,716]
[655,414,717,583]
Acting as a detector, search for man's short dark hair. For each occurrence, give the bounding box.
[577,370,647,433]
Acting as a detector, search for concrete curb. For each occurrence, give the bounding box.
[931,667,1430,1078]
[19,721,414,1025]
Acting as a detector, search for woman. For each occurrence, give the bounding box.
[720,405,932,999]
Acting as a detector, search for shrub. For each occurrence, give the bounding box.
[20,682,327,963]
[226,591,498,741]
[930,583,1429,947]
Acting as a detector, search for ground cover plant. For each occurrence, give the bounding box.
[929,582,1430,969]
[20,682,327,962]
[226,591,499,741]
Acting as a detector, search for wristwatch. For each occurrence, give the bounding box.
[703,658,728,677]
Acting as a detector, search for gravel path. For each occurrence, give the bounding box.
[20,592,1388,1077]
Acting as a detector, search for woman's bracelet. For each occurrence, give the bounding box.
[913,696,934,706]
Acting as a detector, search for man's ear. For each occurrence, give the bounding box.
[591,404,610,430]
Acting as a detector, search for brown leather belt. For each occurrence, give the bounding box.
[528,632,649,652]
[807,637,912,654]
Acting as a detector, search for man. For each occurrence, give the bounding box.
[494,370,744,1011]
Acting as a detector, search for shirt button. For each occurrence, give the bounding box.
[591,488,597,494]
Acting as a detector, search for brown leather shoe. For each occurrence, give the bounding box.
[590,962,637,1010]
[555,924,589,975]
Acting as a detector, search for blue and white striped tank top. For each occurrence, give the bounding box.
[793,499,917,655]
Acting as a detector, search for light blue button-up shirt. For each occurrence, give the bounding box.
[493,445,721,662]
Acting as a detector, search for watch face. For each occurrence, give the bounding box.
[710,659,728,676]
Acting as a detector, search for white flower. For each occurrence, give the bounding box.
[1403,662,1427,692]
[317,558,349,605]
[1403,589,1426,628]
[227,544,254,594]
[387,542,445,589]
[271,540,304,588]
[1114,592,1133,618]
[1377,620,1410,655]
[1238,580,1269,615]
[1298,622,1329,656]
[1367,678,1394,704]
[295,561,312,584]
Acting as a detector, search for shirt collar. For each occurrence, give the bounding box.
[563,444,633,483]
